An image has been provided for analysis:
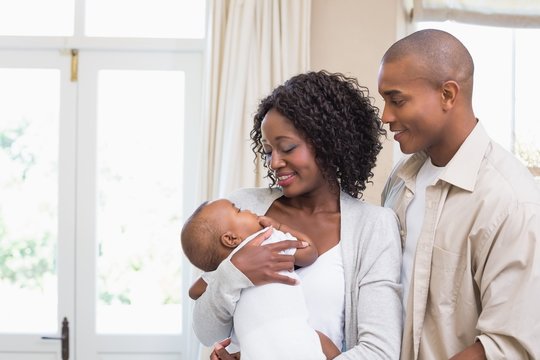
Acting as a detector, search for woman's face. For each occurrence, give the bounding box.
[260,108,326,197]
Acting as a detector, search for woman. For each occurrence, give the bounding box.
[194,70,402,359]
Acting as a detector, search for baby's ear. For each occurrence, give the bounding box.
[220,231,242,248]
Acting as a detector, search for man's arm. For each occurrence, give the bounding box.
[449,342,486,360]
[473,204,540,358]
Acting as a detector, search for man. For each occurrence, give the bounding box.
[379,29,540,359]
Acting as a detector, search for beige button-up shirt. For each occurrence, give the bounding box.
[382,123,540,359]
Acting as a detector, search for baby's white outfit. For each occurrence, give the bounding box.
[205,227,325,360]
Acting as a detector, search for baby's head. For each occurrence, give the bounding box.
[181,199,262,272]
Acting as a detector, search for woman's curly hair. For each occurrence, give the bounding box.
[250,70,386,198]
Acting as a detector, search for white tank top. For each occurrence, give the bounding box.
[295,243,345,350]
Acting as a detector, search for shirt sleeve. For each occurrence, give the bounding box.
[337,208,403,359]
[192,258,253,346]
[476,202,540,359]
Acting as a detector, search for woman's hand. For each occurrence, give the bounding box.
[259,216,311,243]
[230,226,308,286]
[259,216,318,267]
[210,338,240,360]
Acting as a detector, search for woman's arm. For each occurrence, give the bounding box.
[258,216,318,267]
[192,259,252,346]
[192,227,309,346]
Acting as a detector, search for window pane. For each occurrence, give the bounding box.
[96,70,184,334]
[515,29,540,173]
[0,0,74,36]
[0,69,60,333]
[416,22,514,150]
[85,0,206,39]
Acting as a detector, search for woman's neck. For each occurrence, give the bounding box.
[283,186,340,215]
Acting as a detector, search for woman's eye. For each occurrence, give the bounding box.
[283,145,296,153]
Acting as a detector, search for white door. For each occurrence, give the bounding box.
[0,47,202,359]
[74,49,202,359]
[0,49,77,360]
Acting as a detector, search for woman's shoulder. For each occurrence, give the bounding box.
[340,192,396,221]
[340,193,401,255]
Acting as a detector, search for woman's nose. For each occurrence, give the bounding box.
[269,152,285,170]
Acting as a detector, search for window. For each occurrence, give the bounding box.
[0,1,206,358]
[415,21,540,180]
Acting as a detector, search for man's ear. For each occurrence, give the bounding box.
[220,231,242,248]
[441,81,459,111]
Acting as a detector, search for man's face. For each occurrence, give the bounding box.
[378,57,448,156]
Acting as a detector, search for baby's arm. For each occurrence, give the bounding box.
[188,277,208,300]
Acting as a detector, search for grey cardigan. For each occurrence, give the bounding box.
[192,188,402,359]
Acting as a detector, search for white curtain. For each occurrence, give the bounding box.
[409,0,540,27]
[191,1,310,358]
[199,0,311,202]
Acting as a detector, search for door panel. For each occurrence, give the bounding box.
[76,50,201,358]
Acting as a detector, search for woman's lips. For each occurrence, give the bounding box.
[277,173,295,187]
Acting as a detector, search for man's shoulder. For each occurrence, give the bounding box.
[480,142,540,204]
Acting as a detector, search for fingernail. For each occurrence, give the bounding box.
[301,241,309,247]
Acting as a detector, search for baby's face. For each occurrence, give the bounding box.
[204,199,262,239]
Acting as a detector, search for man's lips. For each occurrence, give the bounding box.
[391,129,406,141]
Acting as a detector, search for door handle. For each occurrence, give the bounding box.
[41,317,69,360]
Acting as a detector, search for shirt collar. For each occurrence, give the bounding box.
[440,121,490,192]
[398,121,490,192]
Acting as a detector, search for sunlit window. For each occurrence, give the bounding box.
[86,0,206,38]
[96,70,185,334]
[0,0,206,39]
[0,69,60,333]
[416,22,540,179]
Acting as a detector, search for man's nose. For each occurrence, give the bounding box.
[381,105,395,124]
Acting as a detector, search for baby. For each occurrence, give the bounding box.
[181,198,340,360]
